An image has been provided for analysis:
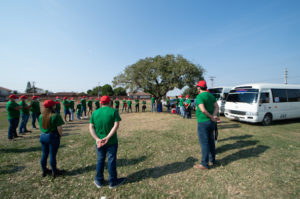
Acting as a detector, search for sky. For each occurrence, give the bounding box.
[1,0,300,95]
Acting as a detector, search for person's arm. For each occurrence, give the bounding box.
[89,123,101,144]
[57,125,63,137]
[212,102,219,120]
[100,121,120,146]
[198,103,218,122]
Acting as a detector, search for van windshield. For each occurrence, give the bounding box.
[209,88,223,100]
[227,88,259,104]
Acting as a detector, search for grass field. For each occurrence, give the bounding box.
[0,105,299,198]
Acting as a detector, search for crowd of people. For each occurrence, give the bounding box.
[5,80,219,188]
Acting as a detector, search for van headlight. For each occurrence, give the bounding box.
[246,112,258,116]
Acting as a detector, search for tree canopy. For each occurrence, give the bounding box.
[112,54,204,99]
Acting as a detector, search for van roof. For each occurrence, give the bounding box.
[233,83,300,89]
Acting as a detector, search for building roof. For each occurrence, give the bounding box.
[128,92,152,96]
[0,86,12,92]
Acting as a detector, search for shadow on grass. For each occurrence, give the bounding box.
[216,140,259,154]
[218,135,253,142]
[0,165,25,175]
[125,157,198,184]
[218,145,269,167]
[65,156,147,176]
[0,145,65,153]
[218,123,241,130]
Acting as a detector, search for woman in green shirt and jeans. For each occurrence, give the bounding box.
[39,100,65,177]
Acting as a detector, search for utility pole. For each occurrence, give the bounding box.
[209,76,215,88]
[284,68,287,84]
[97,82,100,98]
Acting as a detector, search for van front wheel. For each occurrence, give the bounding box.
[262,114,272,126]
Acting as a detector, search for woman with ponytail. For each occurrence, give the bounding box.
[38,100,65,177]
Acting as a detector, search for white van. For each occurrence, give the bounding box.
[209,87,231,114]
[224,83,300,125]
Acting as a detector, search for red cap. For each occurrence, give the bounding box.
[20,95,27,100]
[43,100,57,108]
[116,98,118,100]
[70,97,74,100]
[196,80,207,88]
[78,100,81,103]
[179,95,182,98]
[56,96,60,99]
[9,94,18,99]
[100,96,111,104]
[63,97,68,100]
[186,95,189,98]
[32,96,38,100]
[89,97,92,100]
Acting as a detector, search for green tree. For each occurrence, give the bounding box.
[86,86,102,96]
[112,54,204,99]
[101,84,114,96]
[182,87,198,99]
[113,87,127,96]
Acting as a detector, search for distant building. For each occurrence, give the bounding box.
[0,86,12,101]
[127,92,152,99]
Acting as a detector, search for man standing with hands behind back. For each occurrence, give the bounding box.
[194,80,219,170]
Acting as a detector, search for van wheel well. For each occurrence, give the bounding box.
[262,113,272,126]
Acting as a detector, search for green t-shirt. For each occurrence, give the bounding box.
[38,114,65,133]
[81,99,87,107]
[30,101,40,114]
[151,97,155,104]
[69,100,75,109]
[76,104,82,113]
[179,98,185,107]
[19,101,30,115]
[6,101,20,119]
[95,101,100,109]
[196,92,216,123]
[166,99,170,105]
[176,98,180,105]
[135,99,139,105]
[55,100,61,112]
[114,100,120,106]
[63,100,70,110]
[122,100,126,105]
[127,100,132,106]
[90,106,121,146]
[185,99,191,105]
[142,100,146,105]
[87,100,93,108]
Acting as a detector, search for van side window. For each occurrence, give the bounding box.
[287,89,300,102]
[271,89,288,103]
[260,93,270,103]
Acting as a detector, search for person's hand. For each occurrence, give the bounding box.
[211,116,217,122]
[96,137,109,148]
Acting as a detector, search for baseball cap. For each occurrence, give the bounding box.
[43,100,57,108]
[20,95,27,100]
[63,97,68,100]
[100,96,111,104]
[196,80,207,88]
[9,94,18,99]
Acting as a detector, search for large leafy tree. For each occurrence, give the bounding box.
[101,84,114,96]
[113,87,127,96]
[113,54,204,99]
[182,87,198,99]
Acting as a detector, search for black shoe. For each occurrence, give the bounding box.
[24,130,32,133]
[52,169,66,178]
[42,168,52,177]
[109,178,126,189]
[14,135,22,138]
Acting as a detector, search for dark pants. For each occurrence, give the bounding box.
[186,107,192,119]
[19,114,29,134]
[40,132,61,173]
[142,105,146,112]
[95,143,118,186]
[127,105,132,113]
[81,106,87,117]
[197,120,216,168]
[122,105,126,112]
[8,118,19,139]
[135,104,139,112]
[31,112,39,128]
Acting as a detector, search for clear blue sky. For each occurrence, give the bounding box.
[1,0,300,95]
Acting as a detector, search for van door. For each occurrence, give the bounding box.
[258,92,272,120]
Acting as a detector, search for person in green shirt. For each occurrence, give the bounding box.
[184,95,192,119]
[122,97,127,112]
[76,101,82,120]
[194,80,219,170]
[179,95,185,118]
[166,96,171,113]
[114,98,120,111]
[89,95,125,189]
[135,97,140,112]
[6,94,22,140]
[175,96,180,114]
[39,99,65,177]
[69,97,75,121]
[151,95,156,112]
[30,96,41,129]
[19,95,32,134]
[127,99,132,113]
[95,97,100,110]
[55,97,61,114]
[81,96,87,118]
[142,99,147,112]
[87,97,93,117]
[63,97,71,122]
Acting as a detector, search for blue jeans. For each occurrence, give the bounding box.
[151,103,155,112]
[69,108,74,121]
[176,106,180,114]
[31,112,39,128]
[180,106,186,118]
[40,132,60,173]
[95,143,118,185]
[19,114,29,133]
[77,112,81,119]
[81,106,86,117]
[8,118,19,139]
[197,121,216,168]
